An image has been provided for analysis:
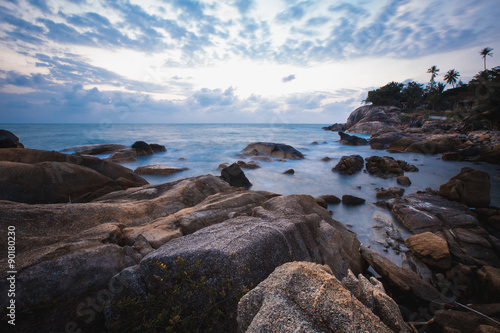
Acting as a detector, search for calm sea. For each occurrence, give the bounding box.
[3,123,500,263]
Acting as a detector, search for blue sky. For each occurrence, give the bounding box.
[0,0,499,124]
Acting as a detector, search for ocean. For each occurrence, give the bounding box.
[3,123,500,263]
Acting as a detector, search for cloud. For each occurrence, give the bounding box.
[282,74,296,82]
[234,0,254,15]
[275,1,311,22]
[28,0,51,14]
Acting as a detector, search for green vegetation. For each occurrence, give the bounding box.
[364,47,499,127]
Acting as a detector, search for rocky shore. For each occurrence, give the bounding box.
[1,108,500,333]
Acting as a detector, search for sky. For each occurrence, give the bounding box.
[0,0,499,124]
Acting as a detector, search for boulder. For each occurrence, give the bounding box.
[0,148,148,204]
[131,140,154,156]
[283,168,294,174]
[221,162,252,188]
[341,270,412,333]
[376,187,405,199]
[149,143,166,152]
[322,123,345,131]
[369,132,417,150]
[405,232,452,269]
[321,156,332,162]
[365,156,417,178]
[338,131,368,146]
[134,165,189,175]
[106,149,137,163]
[332,155,364,175]
[107,195,365,332]
[476,266,500,303]
[434,307,500,333]
[61,143,130,155]
[318,194,341,204]
[438,167,491,208]
[238,262,399,333]
[237,160,261,169]
[397,176,411,186]
[342,194,366,205]
[345,105,401,134]
[241,142,304,160]
[0,129,24,148]
[360,246,449,305]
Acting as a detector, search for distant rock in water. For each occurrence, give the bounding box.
[132,140,154,156]
[342,195,366,205]
[332,155,364,175]
[338,131,368,146]
[149,143,167,153]
[0,129,24,148]
[241,142,304,160]
[134,165,189,175]
[61,143,130,155]
[221,162,252,188]
[322,123,345,131]
[106,149,137,163]
[0,148,148,203]
[283,169,294,174]
[345,105,401,134]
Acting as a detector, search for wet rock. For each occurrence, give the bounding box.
[314,197,328,208]
[318,194,341,204]
[360,246,449,305]
[476,266,500,303]
[332,154,364,175]
[369,132,416,150]
[322,123,345,131]
[342,194,366,205]
[376,187,405,199]
[134,165,189,175]
[338,131,368,146]
[405,232,452,269]
[321,156,332,162]
[238,262,397,333]
[241,142,304,160]
[61,143,129,155]
[149,143,166,153]
[252,156,273,162]
[237,160,261,169]
[438,167,491,208]
[0,129,24,148]
[282,168,294,174]
[106,149,137,163]
[365,156,404,178]
[132,140,154,156]
[221,162,252,188]
[397,176,412,186]
[0,148,148,204]
[345,105,401,134]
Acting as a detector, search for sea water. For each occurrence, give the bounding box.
[3,123,500,264]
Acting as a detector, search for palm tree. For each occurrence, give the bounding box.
[443,69,460,88]
[480,47,493,70]
[427,66,440,89]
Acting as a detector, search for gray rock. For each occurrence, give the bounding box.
[332,154,364,175]
[241,142,304,160]
[238,262,395,333]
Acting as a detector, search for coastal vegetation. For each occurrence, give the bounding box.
[364,47,499,128]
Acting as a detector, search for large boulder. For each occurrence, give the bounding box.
[237,262,404,333]
[338,131,368,146]
[221,162,252,188]
[365,156,418,178]
[0,129,24,148]
[0,148,148,203]
[241,142,304,160]
[438,167,491,208]
[131,140,154,156]
[106,194,364,332]
[345,105,401,134]
[332,154,364,175]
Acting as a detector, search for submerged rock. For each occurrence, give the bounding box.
[238,262,401,333]
[283,168,294,174]
[241,142,304,160]
[376,187,405,199]
[342,194,366,205]
[332,154,364,175]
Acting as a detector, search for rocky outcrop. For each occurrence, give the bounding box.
[106,195,364,332]
[0,148,148,203]
[237,262,406,333]
[322,123,345,131]
[342,194,366,205]
[345,105,401,134]
[365,156,418,178]
[0,129,24,148]
[134,165,189,175]
[338,131,368,145]
[221,162,252,188]
[240,142,304,160]
[438,167,491,208]
[376,187,405,199]
[332,154,364,175]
